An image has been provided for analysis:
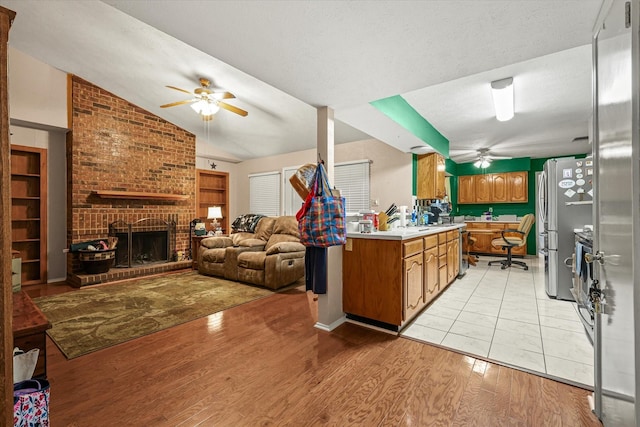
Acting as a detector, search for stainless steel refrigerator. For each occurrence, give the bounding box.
[539,157,593,301]
[592,1,638,424]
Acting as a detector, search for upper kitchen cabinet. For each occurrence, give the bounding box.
[457,171,528,204]
[508,171,528,202]
[457,175,475,204]
[417,153,446,200]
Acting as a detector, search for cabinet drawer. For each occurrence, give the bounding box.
[438,254,447,267]
[488,223,505,230]
[447,230,458,241]
[403,239,424,257]
[423,235,438,249]
[438,232,447,245]
[438,243,447,256]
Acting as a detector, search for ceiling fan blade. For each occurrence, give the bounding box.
[214,91,235,100]
[166,85,193,95]
[160,99,195,108]
[488,155,512,160]
[218,102,248,117]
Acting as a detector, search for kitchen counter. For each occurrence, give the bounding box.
[346,223,465,241]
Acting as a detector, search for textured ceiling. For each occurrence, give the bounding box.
[1,0,603,163]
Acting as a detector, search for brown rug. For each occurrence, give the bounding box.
[33,271,275,359]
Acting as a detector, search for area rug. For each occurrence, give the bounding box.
[33,271,275,359]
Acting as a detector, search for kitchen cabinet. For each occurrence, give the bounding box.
[465,222,527,256]
[457,171,528,204]
[417,153,446,200]
[404,253,424,321]
[423,236,439,305]
[508,171,528,202]
[457,175,475,204]
[474,174,492,203]
[343,226,463,330]
[447,231,460,284]
[491,173,509,202]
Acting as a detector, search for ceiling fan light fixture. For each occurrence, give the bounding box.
[191,99,220,117]
[491,77,514,122]
[474,158,491,168]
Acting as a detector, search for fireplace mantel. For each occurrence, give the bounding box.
[92,190,188,201]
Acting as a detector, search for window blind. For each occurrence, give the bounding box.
[334,161,370,212]
[249,172,281,216]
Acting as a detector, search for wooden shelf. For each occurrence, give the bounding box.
[196,170,229,233]
[92,190,188,201]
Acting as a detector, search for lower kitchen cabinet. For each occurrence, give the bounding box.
[343,227,462,330]
[465,222,527,256]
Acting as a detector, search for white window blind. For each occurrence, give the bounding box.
[334,161,370,212]
[249,172,281,216]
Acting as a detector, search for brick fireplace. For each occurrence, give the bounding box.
[67,76,196,286]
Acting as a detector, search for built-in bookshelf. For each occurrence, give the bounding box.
[11,145,47,285]
[196,170,229,233]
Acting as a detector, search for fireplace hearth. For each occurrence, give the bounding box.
[109,218,176,268]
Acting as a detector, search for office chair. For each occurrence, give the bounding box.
[488,213,535,270]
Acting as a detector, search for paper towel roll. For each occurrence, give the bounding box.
[399,205,407,227]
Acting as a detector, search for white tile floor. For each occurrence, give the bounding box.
[401,254,594,388]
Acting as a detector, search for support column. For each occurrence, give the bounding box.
[0,6,16,426]
[315,107,345,331]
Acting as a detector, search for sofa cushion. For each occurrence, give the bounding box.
[231,232,255,246]
[273,216,300,238]
[237,251,267,270]
[265,233,301,252]
[202,248,227,263]
[231,214,265,233]
[266,241,305,255]
[238,238,266,248]
[254,217,277,242]
[201,236,233,249]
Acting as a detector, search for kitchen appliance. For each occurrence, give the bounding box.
[539,157,593,300]
[572,230,594,342]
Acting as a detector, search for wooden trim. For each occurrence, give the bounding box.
[1,6,16,426]
[92,190,188,201]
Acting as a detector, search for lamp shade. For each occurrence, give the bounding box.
[490,77,514,121]
[207,206,223,219]
[191,99,220,117]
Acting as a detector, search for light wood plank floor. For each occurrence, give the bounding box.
[27,278,602,426]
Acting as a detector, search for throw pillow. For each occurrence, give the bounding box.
[231,214,265,233]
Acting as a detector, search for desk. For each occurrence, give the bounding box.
[13,291,51,378]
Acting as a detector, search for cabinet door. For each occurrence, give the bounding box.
[452,237,460,277]
[447,240,456,284]
[491,173,509,202]
[508,171,528,202]
[436,155,446,199]
[472,232,492,253]
[475,174,492,203]
[404,253,424,321]
[423,247,439,305]
[457,175,475,204]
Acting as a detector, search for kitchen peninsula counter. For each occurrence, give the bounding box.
[343,224,464,332]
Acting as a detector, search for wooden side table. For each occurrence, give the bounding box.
[13,291,51,379]
[192,235,207,269]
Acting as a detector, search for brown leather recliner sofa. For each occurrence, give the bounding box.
[197,215,305,290]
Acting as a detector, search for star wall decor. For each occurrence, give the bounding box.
[208,160,217,170]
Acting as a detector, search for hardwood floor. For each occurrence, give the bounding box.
[25,278,601,426]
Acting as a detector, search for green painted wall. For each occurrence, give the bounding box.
[413,154,588,255]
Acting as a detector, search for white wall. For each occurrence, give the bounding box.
[8,47,68,130]
[228,138,413,220]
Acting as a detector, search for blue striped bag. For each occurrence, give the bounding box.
[297,163,346,247]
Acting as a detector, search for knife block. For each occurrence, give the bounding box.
[378,212,389,231]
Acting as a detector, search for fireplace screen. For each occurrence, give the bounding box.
[109,218,176,268]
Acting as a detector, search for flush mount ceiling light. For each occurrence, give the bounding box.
[409,145,432,155]
[490,77,514,122]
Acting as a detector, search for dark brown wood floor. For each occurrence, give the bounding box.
[25,278,602,426]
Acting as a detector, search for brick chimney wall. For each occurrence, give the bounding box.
[67,76,196,277]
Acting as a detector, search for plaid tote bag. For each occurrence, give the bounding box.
[297,162,346,247]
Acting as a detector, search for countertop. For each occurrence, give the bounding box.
[346,223,465,241]
[464,220,521,224]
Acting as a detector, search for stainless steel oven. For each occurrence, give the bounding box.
[572,231,594,342]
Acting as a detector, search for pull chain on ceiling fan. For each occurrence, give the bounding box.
[160,78,248,120]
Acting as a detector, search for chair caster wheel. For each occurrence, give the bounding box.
[524,267,528,271]
[501,266,506,270]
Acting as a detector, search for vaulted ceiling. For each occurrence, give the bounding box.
[1,0,603,163]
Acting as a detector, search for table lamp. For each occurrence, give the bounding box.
[207,206,223,232]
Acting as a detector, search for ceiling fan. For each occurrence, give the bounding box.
[473,148,512,168]
[160,78,248,120]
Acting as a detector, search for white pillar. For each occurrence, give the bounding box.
[315,107,345,331]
